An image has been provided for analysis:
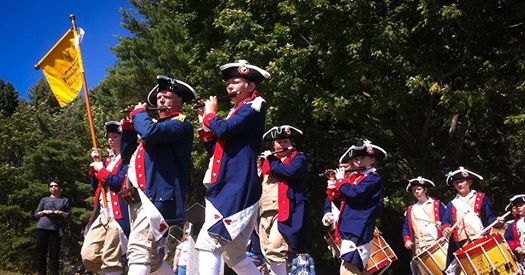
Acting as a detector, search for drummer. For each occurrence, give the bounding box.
[504,194,525,265]
[402,177,445,274]
[441,166,503,273]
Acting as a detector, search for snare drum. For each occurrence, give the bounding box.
[367,228,398,273]
[454,233,519,275]
[412,239,448,275]
[324,228,397,273]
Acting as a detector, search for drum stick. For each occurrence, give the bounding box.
[473,211,511,239]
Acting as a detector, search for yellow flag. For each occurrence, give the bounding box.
[35,28,85,107]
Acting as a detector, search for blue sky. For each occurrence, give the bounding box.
[0,1,133,99]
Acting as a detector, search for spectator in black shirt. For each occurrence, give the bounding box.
[34,180,70,275]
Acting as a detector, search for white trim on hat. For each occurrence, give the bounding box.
[105,121,121,127]
[339,140,388,163]
[175,79,198,98]
[339,146,353,164]
[446,166,483,185]
[147,76,198,105]
[356,140,388,157]
[505,202,512,212]
[220,60,271,79]
[509,194,525,205]
[262,125,303,141]
[406,176,435,192]
[147,84,160,105]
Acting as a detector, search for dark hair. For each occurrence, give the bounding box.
[49,178,60,187]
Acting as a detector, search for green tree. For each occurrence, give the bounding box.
[0,79,19,117]
[28,78,60,109]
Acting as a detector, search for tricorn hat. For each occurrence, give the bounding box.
[406,176,435,192]
[445,166,483,186]
[105,121,121,134]
[339,140,387,163]
[509,194,525,206]
[263,125,303,141]
[147,75,198,105]
[220,60,270,84]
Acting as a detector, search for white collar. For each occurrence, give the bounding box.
[455,190,476,202]
[416,197,433,206]
[363,167,376,174]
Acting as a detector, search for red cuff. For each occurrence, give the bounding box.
[129,107,146,119]
[403,236,412,242]
[336,179,349,190]
[508,240,520,251]
[121,119,134,131]
[197,128,215,143]
[96,168,110,183]
[203,113,217,128]
[88,166,95,176]
[327,188,341,201]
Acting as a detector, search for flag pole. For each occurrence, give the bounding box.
[69,14,98,149]
[70,15,107,208]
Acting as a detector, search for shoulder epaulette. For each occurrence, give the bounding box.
[248,96,265,112]
[172,114,186,122]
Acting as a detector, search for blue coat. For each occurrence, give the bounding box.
[201,96,266,241]
[267,152,308,251]
[336,171,383,268]
[122,111,193,225]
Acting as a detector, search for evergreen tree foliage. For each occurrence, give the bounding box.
[0,79,19,117]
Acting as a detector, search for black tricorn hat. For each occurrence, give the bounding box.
[147,75,198,105]
[105,121,121,134]
[339,140,387,162]
[220,60,270,84]
[445,166,483,186]
[406,176,435,192]
[509,194,525,206]
[263,125,303,141]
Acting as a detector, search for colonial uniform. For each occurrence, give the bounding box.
[321,150,350,259]
[259,125,308,274]
[81,121,130,274]
[442,167,496,272]
[402,177,445,254]
[326,140,386,274]
[504,195,525,268]
[195,60,269,274]
[123,76,196,274]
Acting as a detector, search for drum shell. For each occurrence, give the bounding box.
[413,239,448,275]
[367,230,398,273]
[454,234,519,275]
